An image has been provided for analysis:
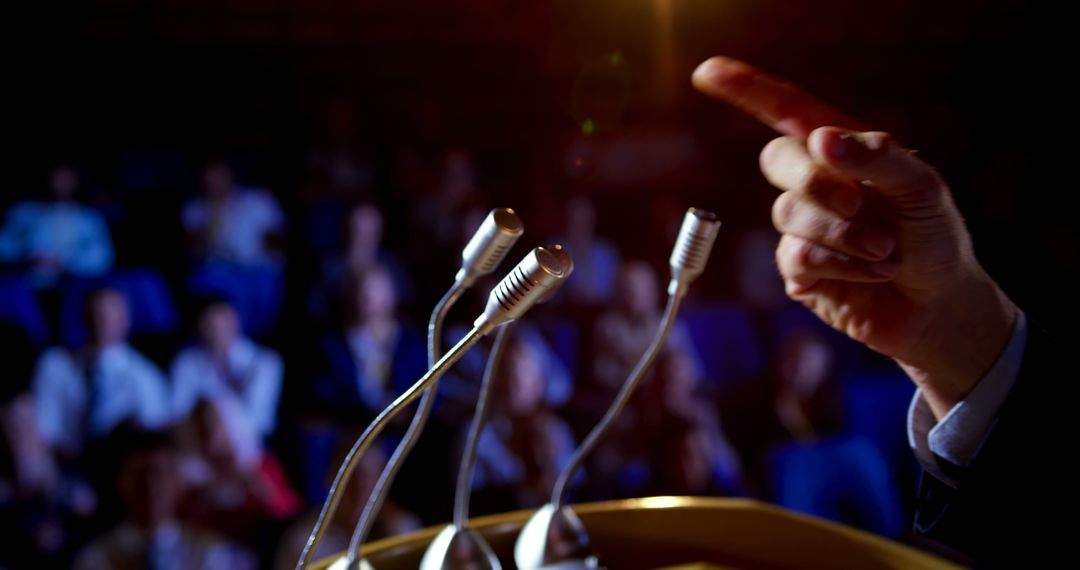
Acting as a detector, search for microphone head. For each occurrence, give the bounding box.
[536,244,574,304]
[475,246,572,329]
[419,524,501,570]
[456,208,524,285]
[668,207,721,295]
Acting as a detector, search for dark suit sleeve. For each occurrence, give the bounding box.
[913,321,1078,566]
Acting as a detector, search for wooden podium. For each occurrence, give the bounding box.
[314,496,961,569]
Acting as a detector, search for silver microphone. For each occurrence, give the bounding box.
[457,208,525,286]
[474,245,570,329]
[418,245,574,570]
[668,207,722,296]
[301,246,572,570]
[514,208,720,570]
[343,208,524,569]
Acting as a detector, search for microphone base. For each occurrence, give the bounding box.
[420,524,502,570]
[514,503,603,570]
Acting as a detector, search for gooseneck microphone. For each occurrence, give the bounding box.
[514,208,720,570]
[298,246,570,570]
[343,209,522,568]
[453,245,573,530]
[411,245,575,570]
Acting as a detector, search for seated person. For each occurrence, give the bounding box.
[0,163,114,287]
[471,334,577,512]
[310,265,427,425]
[1,322,97,566]
[32,288,170,458]
[73,431,256,570]
[182,159,284,267]
[307,202,413,323]
[171,297,283,438]
[174,398,301,543]
[580,260,702,423]
[641,348,744,497]
[556,196,620,306]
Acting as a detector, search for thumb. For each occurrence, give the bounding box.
[807,127,949,217]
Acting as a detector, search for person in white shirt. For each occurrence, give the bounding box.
[181,160,285,267]
[170,297,283,438]
[0,163,114,287]
[32,288,170,457]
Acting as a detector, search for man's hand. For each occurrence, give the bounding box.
[692,56,1017,419]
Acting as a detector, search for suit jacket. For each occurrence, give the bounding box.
[913,321,1077,566]
[310,325,428,425]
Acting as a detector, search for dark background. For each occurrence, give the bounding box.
[11,0,1076,333]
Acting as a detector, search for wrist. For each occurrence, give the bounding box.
[897,266,1017,420]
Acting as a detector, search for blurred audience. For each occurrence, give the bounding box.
[412,148,481,247]
[182,160,285,267]
[274,437,420,570]
[307,202,413,323]
[171,297,283,438]
[174,398,301,543]
[764,329,904,536]
[557,196,620,306]
[73,431,257,570]
[32,288,171,459]
[310,265,427,424]
[0,104,931,566]
[643,349,743,496]
[0,164,114,287]
[471,334,577,512]
[591,260,701,393]
[1,323,96,566]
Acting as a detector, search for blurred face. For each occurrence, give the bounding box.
[779,334,834,397]
[89,290,131,347]
[121,449,182,530]
[355,270,397,322]
[49,165,78,201]
[199,303,240,354]
[348,205,384,249]
[620,262,658,317]
[505,342,546,416]
[201,161,234,200]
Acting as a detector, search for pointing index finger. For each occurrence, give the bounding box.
[692,56,867,140]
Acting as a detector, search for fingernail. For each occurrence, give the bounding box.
[860,230,895,259]
[827,132,853,160]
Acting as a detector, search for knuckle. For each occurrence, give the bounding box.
[824,218,853,248]
[771,194,796,230]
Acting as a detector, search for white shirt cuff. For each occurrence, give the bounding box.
[907,310,1028,486]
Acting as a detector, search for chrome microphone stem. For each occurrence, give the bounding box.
[345,282,467,564]
[297,323,490,570]
[550,293,683,509]
[453,322,514,529]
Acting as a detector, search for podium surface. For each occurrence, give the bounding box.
[315,496,961,569]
